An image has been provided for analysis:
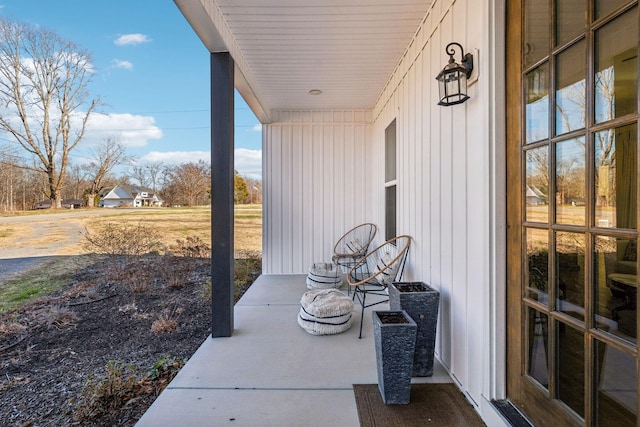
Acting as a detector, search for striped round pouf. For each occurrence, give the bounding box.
[298,288,354,335]
[306,262,344,289]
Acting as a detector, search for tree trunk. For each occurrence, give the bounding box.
[86,193,96,208]
[51,191,62,209]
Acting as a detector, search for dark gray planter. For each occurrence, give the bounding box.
[372,310,417,404]
[389,282,440,377]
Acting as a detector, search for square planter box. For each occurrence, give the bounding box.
[389,282,440,377]
[373,310,417,404]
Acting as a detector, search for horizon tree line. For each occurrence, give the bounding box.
[0,152,261,211]
[0,16,261,211]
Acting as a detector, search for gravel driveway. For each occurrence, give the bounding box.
[0,208,150,282]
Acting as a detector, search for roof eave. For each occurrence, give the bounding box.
[174,0,272,123]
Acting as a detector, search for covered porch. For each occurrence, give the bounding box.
[164,0,509,425]
[136,274,457,426]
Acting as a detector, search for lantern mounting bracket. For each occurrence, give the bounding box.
[445,42,473,78]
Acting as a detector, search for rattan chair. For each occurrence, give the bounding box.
[347,235,411,338]
[331,223,377,293]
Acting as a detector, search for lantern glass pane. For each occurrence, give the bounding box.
[438,73,447,100]
[445,71,460,97]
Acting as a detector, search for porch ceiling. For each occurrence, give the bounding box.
[174,0,432,121]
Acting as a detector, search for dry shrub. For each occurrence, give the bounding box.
[121,261,154,293]
[234,251,262,301]
[36,305,79,330]
[0,321,26,336]
[234,251,262,286]
[83,223,164,284]
[118,303,153,320]
[200,278,212,302]
[169,235,210,258]
[151,317,177,334]
[151,307,183,334]
[83,222,163,256]
[198,252,262,303]
[74,361,143,422]
[145,355,186,394]
[74,356,186,422]
[156,256,194,289]
[64,280,99,299]
[125,277,151,294]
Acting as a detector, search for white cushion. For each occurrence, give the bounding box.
[298,289,354,335]
[306,262,344,289]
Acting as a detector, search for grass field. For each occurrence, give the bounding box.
[0,204,262,256]
[0,205,262,312]
[82,205,263,255]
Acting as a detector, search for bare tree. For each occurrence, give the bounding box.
[129,164,150,188]
[0,147,47,210]
[162,161,211,206]
[0,18,99,208]
[0,148,20,210]
[85,136,130,207]
[66,162,89,200]
[128,161,165,193]
[145,161,164,192]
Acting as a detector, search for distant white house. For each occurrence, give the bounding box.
[99,185,163,208]
[525,185,546,206]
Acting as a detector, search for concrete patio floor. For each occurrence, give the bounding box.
[136,274,455,426]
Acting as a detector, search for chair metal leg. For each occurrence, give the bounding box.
[358,287,366,339]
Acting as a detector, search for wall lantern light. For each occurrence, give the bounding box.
[435,42,474,106]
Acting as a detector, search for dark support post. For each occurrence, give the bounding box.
[210,52,234,337]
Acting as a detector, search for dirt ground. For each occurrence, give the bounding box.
[0,254,258,426]
[0,209,261,426]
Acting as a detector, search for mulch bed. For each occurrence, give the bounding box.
[0,255,258,426]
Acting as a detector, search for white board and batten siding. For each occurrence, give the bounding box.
[370,0,506,417]
[262,0,506,421]
[263,110,374,275]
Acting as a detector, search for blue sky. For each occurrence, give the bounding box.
[0,0,262,179]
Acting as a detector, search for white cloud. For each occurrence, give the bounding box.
[114,33,151,46]
[85,113,162,147]
[140,150,210,164]
[138,148,262,179]
[252,123,262,132]
[235,148,262,178]
[112,59,133,70]
[0,110,160,149]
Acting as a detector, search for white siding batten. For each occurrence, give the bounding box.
[370,0,507,421]
[263,110,373,274]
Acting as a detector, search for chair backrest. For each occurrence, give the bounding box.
[333,223,377,258]
[364,235,411,286]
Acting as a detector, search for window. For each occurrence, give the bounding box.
[385,120,397,240]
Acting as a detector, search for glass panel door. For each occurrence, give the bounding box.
[510,1,639,425]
